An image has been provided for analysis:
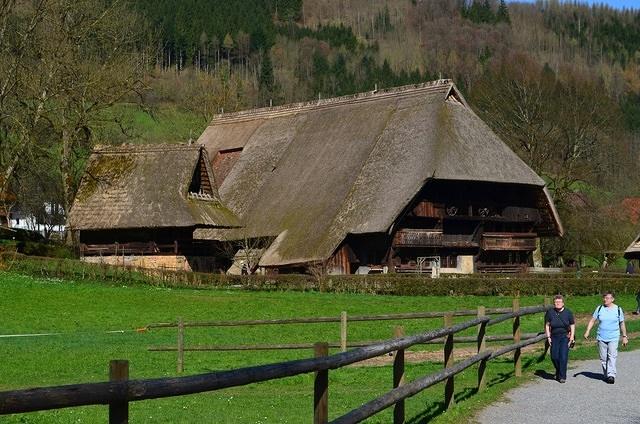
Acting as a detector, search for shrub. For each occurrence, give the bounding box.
[3,253,640,296]
[16,241,75,259]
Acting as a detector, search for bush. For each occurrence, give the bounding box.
[0,227,44,242]
[3,253,640,296]
[16,241,75,259]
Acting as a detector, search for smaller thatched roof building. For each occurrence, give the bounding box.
[68,144,239,245]
[624,232,640,260]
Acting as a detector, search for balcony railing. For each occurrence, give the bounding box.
[393,229,443,247]
[80,241,179,256]
[442,233,479,248]
[393,229,482,248]
[481,233,537,251]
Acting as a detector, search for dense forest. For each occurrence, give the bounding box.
[1,0,640,266]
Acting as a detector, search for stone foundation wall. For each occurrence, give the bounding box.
[82,255,192,271]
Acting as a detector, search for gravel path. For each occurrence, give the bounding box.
[476,350,640,424]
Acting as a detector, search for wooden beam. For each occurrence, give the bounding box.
[512,298,522,377]
[393,326,405,424]
[314,343,329,424]
[108,360,128,424]
[340,312,348,352]
[177,318,184,373]
[477,306,487,392]
[443,314,455,409]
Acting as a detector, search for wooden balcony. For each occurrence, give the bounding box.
[393,229,482,248]
[481,233,537,251]
[80,241,179,256]
[393,229,443,247]
[442,234,479,248]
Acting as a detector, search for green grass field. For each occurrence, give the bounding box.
[2,271,639,423]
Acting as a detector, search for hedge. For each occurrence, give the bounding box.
[2,253,640,297]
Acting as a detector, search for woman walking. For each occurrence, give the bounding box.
[584,291,629,384]
[545,295,576,383]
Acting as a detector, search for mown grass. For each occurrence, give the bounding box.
[2,271,639,423]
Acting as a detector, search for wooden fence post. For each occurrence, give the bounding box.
[177,318,185,373]
[542,297,551,358]
[393,326,405,424]
[340,311,348,352]
[513,298,522,377]
[443,313,455,409]
[314,342,329,424]
[476,306,487,392]
[109,360,129,424]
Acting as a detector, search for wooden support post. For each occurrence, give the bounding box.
[109,360,129,424]
[542,297,551,359]
[443,313,455,409]
[477,306,487,392]
[340,311,348,352]
[393,326,405,424]
[314,342,329,424]
[513,298,522,377]
[177,318,185,373]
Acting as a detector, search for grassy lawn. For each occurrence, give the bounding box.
[1,271,639,423]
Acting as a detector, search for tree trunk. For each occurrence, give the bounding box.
[532,237,543,268]
[60,124,75,245]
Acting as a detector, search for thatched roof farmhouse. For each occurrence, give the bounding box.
[68,144,238,271]
[196,79,563,274]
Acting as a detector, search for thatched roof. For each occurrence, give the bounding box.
[624,232,640,259]
[68,144,239,230]
[195,80,562,267]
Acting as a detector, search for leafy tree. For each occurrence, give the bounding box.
[0,0,149,229]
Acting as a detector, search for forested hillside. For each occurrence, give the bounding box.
[1,0,639,266]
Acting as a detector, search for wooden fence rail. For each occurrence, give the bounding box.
[145,308,518,329]
[148,333,542,352]
[0,303,550,423]
[147,304,547,372]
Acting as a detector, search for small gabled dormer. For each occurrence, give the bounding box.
[188,147,217,200]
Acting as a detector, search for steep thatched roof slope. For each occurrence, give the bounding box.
[196,80,562,266]
[624,232,640,259]
[68,144,239,230]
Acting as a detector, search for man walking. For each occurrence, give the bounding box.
[584,291,629,384]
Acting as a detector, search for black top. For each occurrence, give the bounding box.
[545,308,575,336]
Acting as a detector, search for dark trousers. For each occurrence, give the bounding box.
[550,334,569,380]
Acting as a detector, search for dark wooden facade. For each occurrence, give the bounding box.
[326,180,549,274]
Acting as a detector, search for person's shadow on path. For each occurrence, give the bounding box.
[534,370,556,380]
[573,371,603,381]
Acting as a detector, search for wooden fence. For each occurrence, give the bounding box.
[145,302,545,373]
[0,302,551,423]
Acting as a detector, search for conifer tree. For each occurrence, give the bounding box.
[497,0,510,24]
[259,50,275,103]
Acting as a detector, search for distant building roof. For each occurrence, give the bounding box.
[195,79,563,266]
[68,144,239,230]
[625,232,640,259]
